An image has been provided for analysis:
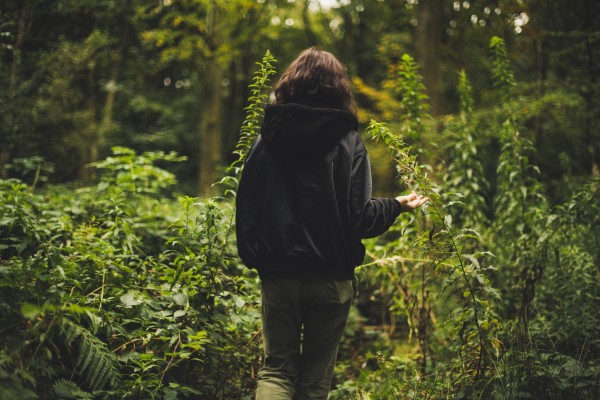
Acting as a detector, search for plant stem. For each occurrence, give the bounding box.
[430,201,487,377]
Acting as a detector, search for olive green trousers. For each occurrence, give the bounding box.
[255,277,353,400]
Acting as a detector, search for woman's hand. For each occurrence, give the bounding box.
[395,191,429,213]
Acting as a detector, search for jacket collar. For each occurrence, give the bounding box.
[260,103,358,160]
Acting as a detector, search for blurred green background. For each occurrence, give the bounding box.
[2,0,598,199]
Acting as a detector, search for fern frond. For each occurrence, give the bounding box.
[61,319,121,391]
[51,378,93,399]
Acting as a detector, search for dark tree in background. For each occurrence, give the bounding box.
[523,0,600,197]
[417,0,444,115]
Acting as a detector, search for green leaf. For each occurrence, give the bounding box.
[444,214,453,229]
[120,292,142,308]
[464,254,481,271]
[21,303,40,320]
[482,286,502,300]
[172,292,188,306]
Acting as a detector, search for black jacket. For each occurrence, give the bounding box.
[235,103,401,280]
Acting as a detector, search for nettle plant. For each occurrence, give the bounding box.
[0,51,278,400]
[220,50,277,196]
[484,37,600,400]
[488,36,550,321]
[349,36,600,400]
[442,70,489,231]
[89,146,186,195]
[351,53,502,397]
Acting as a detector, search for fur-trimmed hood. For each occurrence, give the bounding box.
[260,103,359,160]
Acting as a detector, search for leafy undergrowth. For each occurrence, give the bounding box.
[328,38,600,400]
[1,45,599,400]
[0,159,262,399]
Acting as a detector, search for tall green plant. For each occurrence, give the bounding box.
[489,36,516,107]
[149,49,280,392]
[369,54,436,377]
[356,53,502,397]
[370,120,501,381]
[220,50,277,196]
[333,36,599,400]
[231,50,277,171]
[443,70,489,229]
[489,36,549,321]
[396,54,430,141]
[469,36,600,400]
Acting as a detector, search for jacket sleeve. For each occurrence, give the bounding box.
[350,138,402,239]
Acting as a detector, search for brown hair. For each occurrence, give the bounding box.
[273,47,357,115]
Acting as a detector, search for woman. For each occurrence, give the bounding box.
[236,47,427,400]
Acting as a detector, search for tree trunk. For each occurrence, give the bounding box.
[80,69,98,182]
[198,0,222,196]
[9,1,32,87]
[533,36,546,164]
[96,31,128,165]
[224,55,249,159]
[416,0,444,116]
[2,1,32,178]
[198,59,223,197]
[88,62,119,183]
[302,1,319,45]
[584,0,599,175]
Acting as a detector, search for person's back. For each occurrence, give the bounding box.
[236,47,427,400]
